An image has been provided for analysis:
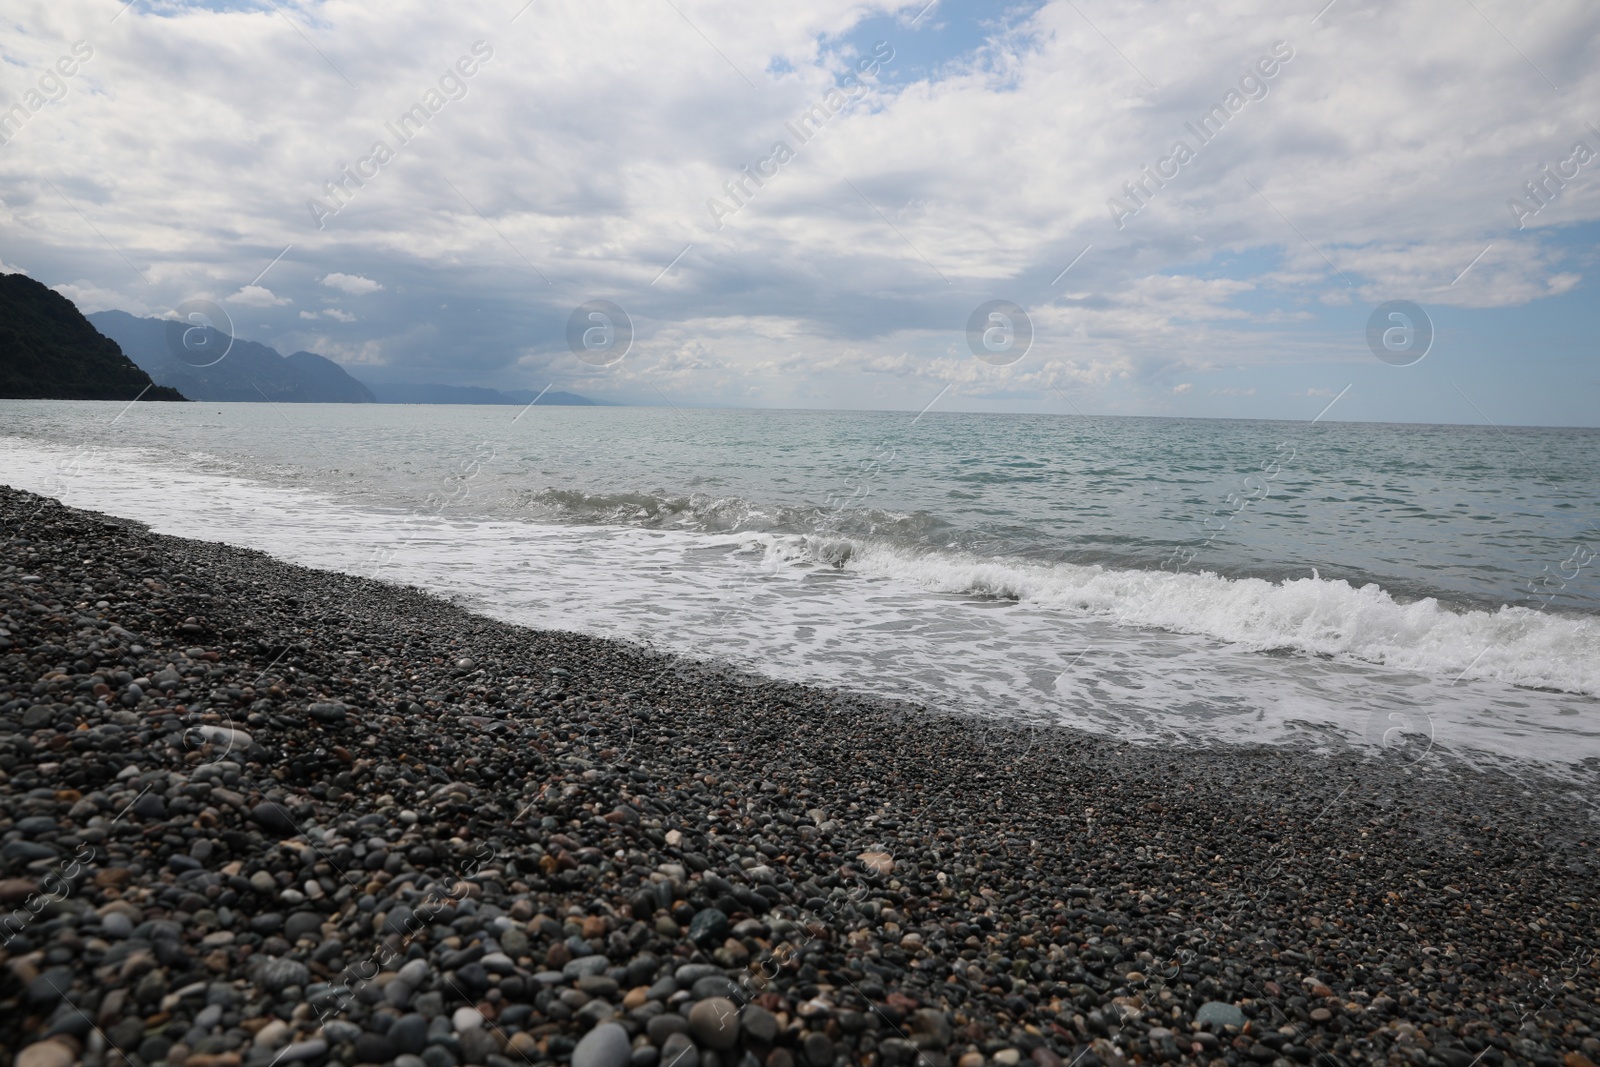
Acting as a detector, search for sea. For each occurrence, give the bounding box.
[3,401,1597,769]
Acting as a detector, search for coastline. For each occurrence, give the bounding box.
[1,486,1596,1067]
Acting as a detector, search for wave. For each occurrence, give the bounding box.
[516,487,954,544]
[754,533,1600,697]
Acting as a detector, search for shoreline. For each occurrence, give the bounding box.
[1,486,1597,1067]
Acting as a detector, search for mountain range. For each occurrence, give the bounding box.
[89,310,377,403]
[0,280,605,406]
[88,310,601,406]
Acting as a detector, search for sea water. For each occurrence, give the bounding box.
[3,401,1596,768]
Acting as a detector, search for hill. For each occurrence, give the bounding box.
[0,274,186,401]
[88,310,376,403]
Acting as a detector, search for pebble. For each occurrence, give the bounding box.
[321,1021,361,1044]
[659,1033,699,1067]
[572,1022,632,1067]
[283,912,322,942]
[452,1007,484,1033]
[800,1033,833,1067]
[565,954,612,980]
[691,975,738,1001]
[253,1021,291,1050]
[673,964,720,985]
[690,997,741,1050]
[1194,1002,1245,1030]
[648,1014,691,1045]
[277,1039,328,1063]
[0,486,1596,1067]
[16,1042,75,1067]
[740,1006,777,1045]
[687,908,729,948]
[250,802,298,837]
[249,957,309,994]
[354,1032,395,1062]
[390,1014,429,1055]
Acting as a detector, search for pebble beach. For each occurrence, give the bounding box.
[2,485,1598,1067]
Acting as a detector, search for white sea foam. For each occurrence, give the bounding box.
[760,534,1599,696]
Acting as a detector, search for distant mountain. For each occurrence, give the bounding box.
[365,382,601,406]
[88,310,375,403]
[0,274,186,401]
[282,351,376,403]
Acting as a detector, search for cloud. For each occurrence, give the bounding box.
[230,285,291,307]
[1172,382,1193,394]
[50,281,148,315]
[0,0,1595,420]
[320,273,384,295]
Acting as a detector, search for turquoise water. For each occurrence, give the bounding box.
[4,401,1598,765]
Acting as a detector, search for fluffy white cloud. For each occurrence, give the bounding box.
[320,272,384,295]
[230,284,290,306]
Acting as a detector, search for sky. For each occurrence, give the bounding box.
[1,0,1597,425]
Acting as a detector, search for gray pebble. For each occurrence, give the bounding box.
[284,912,322,942]
[659,1032,699,1067]
[564,954,612,980]
[249,956,309,994]
[571,1022,632,1067]
[740,1006,777,1045]
[690,976,737,1001]
[647,1014,690,1046]
[390,1014,429,1055]
[278,1039,328,1063]
[1195,1001,1245,1029]
[321,1021,361,1044]
[672,964,721,986]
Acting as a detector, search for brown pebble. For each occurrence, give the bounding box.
[185,1055,243,1067]
[0,878,39,905]
[689,997,741,1050]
